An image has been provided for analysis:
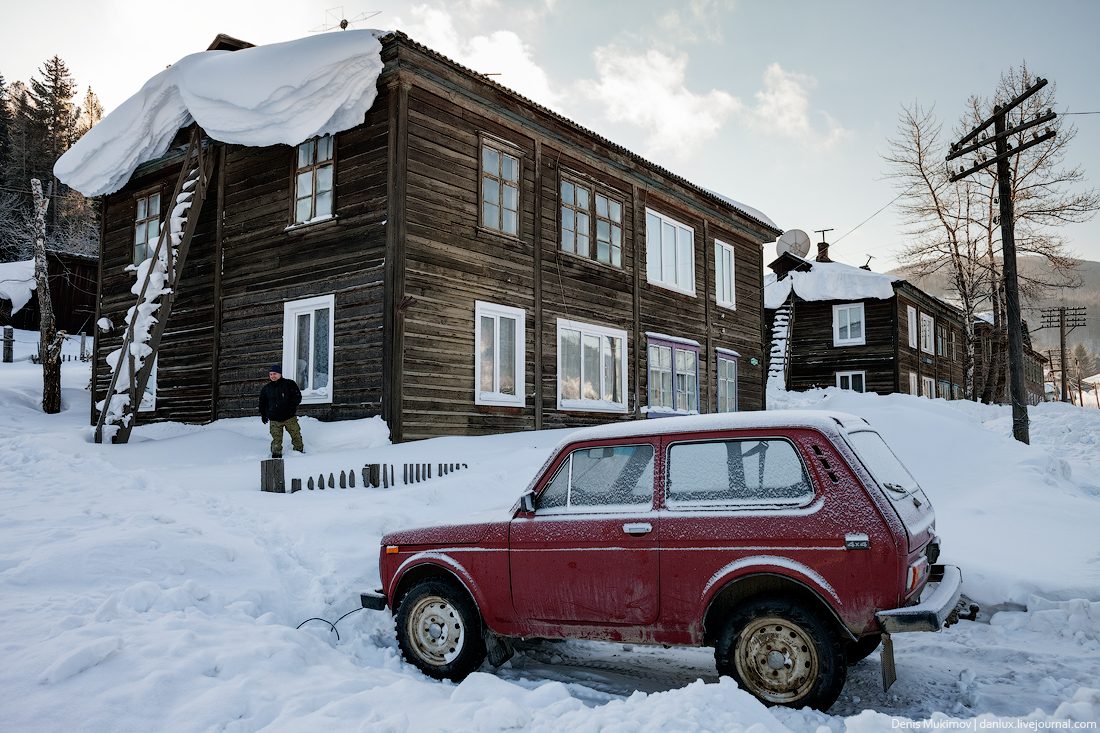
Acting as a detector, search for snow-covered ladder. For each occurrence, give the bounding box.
[768,296,794,389]
[94,125,216,444]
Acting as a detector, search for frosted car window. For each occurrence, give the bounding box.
[847,431,918,495]
[537,445,655,513]
[667,439,813,508]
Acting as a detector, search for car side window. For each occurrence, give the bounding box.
[666,439,813,509]
[535,444,655,513]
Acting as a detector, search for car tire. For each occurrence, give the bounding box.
[845,634,882,664]
[395,578,486,681]
[715,595,846,711]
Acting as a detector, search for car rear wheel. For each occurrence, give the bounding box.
[395,578,486,681]
[715,596,846,710]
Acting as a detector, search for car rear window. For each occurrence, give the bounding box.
[666,439,813,509]
[845,431,918,495]
[536,444,655,513]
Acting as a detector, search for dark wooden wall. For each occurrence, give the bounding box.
[895,287,965,397]
[786,296,897,394]
[1,253,97,335]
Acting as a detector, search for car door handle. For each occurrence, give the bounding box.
[622,522,653,535]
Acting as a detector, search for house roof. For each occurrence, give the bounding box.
[764,259,898,309]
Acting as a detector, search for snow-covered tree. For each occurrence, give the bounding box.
[31,178,64,413]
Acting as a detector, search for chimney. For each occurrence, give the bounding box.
[814,229,833,263]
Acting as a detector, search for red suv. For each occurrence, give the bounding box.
[362,411,961,710]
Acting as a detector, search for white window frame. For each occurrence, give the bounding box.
[474,301,525,407]
[907,305,918,349]
[920,313,935,355]
[922,376,935,399]
[645,208,696,296]
[283,294,336,405]
[908,371,918,396]
[832,303,866,346]
[556,318,628,413]
[645,336,699,416]
[714,239,736,310]
[717,350,739,413]
[836,370,866,393]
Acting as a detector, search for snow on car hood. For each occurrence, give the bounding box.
[383,508,511,546]
[55,30,386,197]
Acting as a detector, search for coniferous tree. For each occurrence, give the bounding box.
[0,73,12,188]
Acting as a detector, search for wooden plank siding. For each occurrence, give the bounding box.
[90,32,776,441]
[894,285,966,398]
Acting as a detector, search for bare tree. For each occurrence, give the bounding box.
[31,178,64,413]
[884,64,1098,402]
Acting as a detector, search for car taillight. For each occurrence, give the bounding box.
[907,557,929,592]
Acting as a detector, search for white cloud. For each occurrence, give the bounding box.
[393,4,562,110]
[658,0,728,43]
[746,63,849,148]
[578,45,741,160]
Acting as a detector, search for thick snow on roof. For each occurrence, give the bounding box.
[0,260,36,314]
[702,188,778,231]
[764,260,898,309]
[55,30,386,197]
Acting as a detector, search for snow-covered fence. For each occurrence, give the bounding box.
[264,461,469,494]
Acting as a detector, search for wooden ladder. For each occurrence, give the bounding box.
[94,125,215,444]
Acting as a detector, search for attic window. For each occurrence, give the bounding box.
[293,135,334,225]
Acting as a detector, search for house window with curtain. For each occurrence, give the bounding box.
[715,239,736,309]
[645,209,695,295]
[920,313,935,355]
[646,336,699,415]
[717,350,738,412]
[481,141,520,236]
[283,294,335,404]
[836,370,865,392]
[293,135,334,225]
[832,303,865,346]
[557,319,627,412]
[474,301,525,407]
[133,191,161,265]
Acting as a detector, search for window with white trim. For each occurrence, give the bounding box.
[717,352,738,412]
[938,380,950,399]
[922,376,935,398]
[133,191,161,265]
[920,313,934,355]
[283,294,335,404]
[474,301,525,407]
[907,305,918,349]
[646,337,698,415]
[836,370,865,392]
[557,319,627,412]
[481,142,519,236]
[715,239,736,309]
[294,135,334,225]
[833,303,865,346]
[645,209,695,295]
[908,372,918,396]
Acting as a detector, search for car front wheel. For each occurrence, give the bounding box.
[395,578,486,681]
[715,596,846,711]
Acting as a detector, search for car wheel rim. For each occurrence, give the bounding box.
[734,616,819,704]
[407,595,464,666]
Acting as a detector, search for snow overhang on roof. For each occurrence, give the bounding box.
[764,260,898,309]
[0,260,37,315]
[54,30,387,197]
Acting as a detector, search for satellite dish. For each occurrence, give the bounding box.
[776,229,811,258]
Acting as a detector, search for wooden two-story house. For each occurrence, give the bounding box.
[77,31,778,442]
[766,245,965,398]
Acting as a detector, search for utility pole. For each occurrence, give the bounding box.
[946,77,1058,443]
[1037,306,1086,404]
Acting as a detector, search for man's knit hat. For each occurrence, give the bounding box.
[269,364,282,374]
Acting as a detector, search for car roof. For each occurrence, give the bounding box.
[562,410,869,445]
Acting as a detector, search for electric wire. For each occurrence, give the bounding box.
[295,607,366,641]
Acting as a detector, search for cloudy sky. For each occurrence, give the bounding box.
[4,0,1099,268]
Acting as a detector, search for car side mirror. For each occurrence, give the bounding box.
[520,490,535,513]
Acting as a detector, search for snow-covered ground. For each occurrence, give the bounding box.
[2,327,1099,732]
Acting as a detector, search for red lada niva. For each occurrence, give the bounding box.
[362,411,962,710]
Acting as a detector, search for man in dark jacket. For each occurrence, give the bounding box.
[259,365,303,458]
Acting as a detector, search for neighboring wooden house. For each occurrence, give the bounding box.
[972,316,1047,406]
[0,253,97,335]
[88,31,778,441]
[766,245,965,398]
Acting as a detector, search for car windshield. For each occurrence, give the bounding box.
[846,431,918,495]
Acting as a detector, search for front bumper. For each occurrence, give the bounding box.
[360,589,387,611]
[875,565,962,633]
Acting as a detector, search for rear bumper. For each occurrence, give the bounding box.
[875,565,962,633]
[360,589,387,611]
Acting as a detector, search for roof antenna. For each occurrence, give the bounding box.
[813,228,833,263]
[311,6,381,33]
[861,255,874,271]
